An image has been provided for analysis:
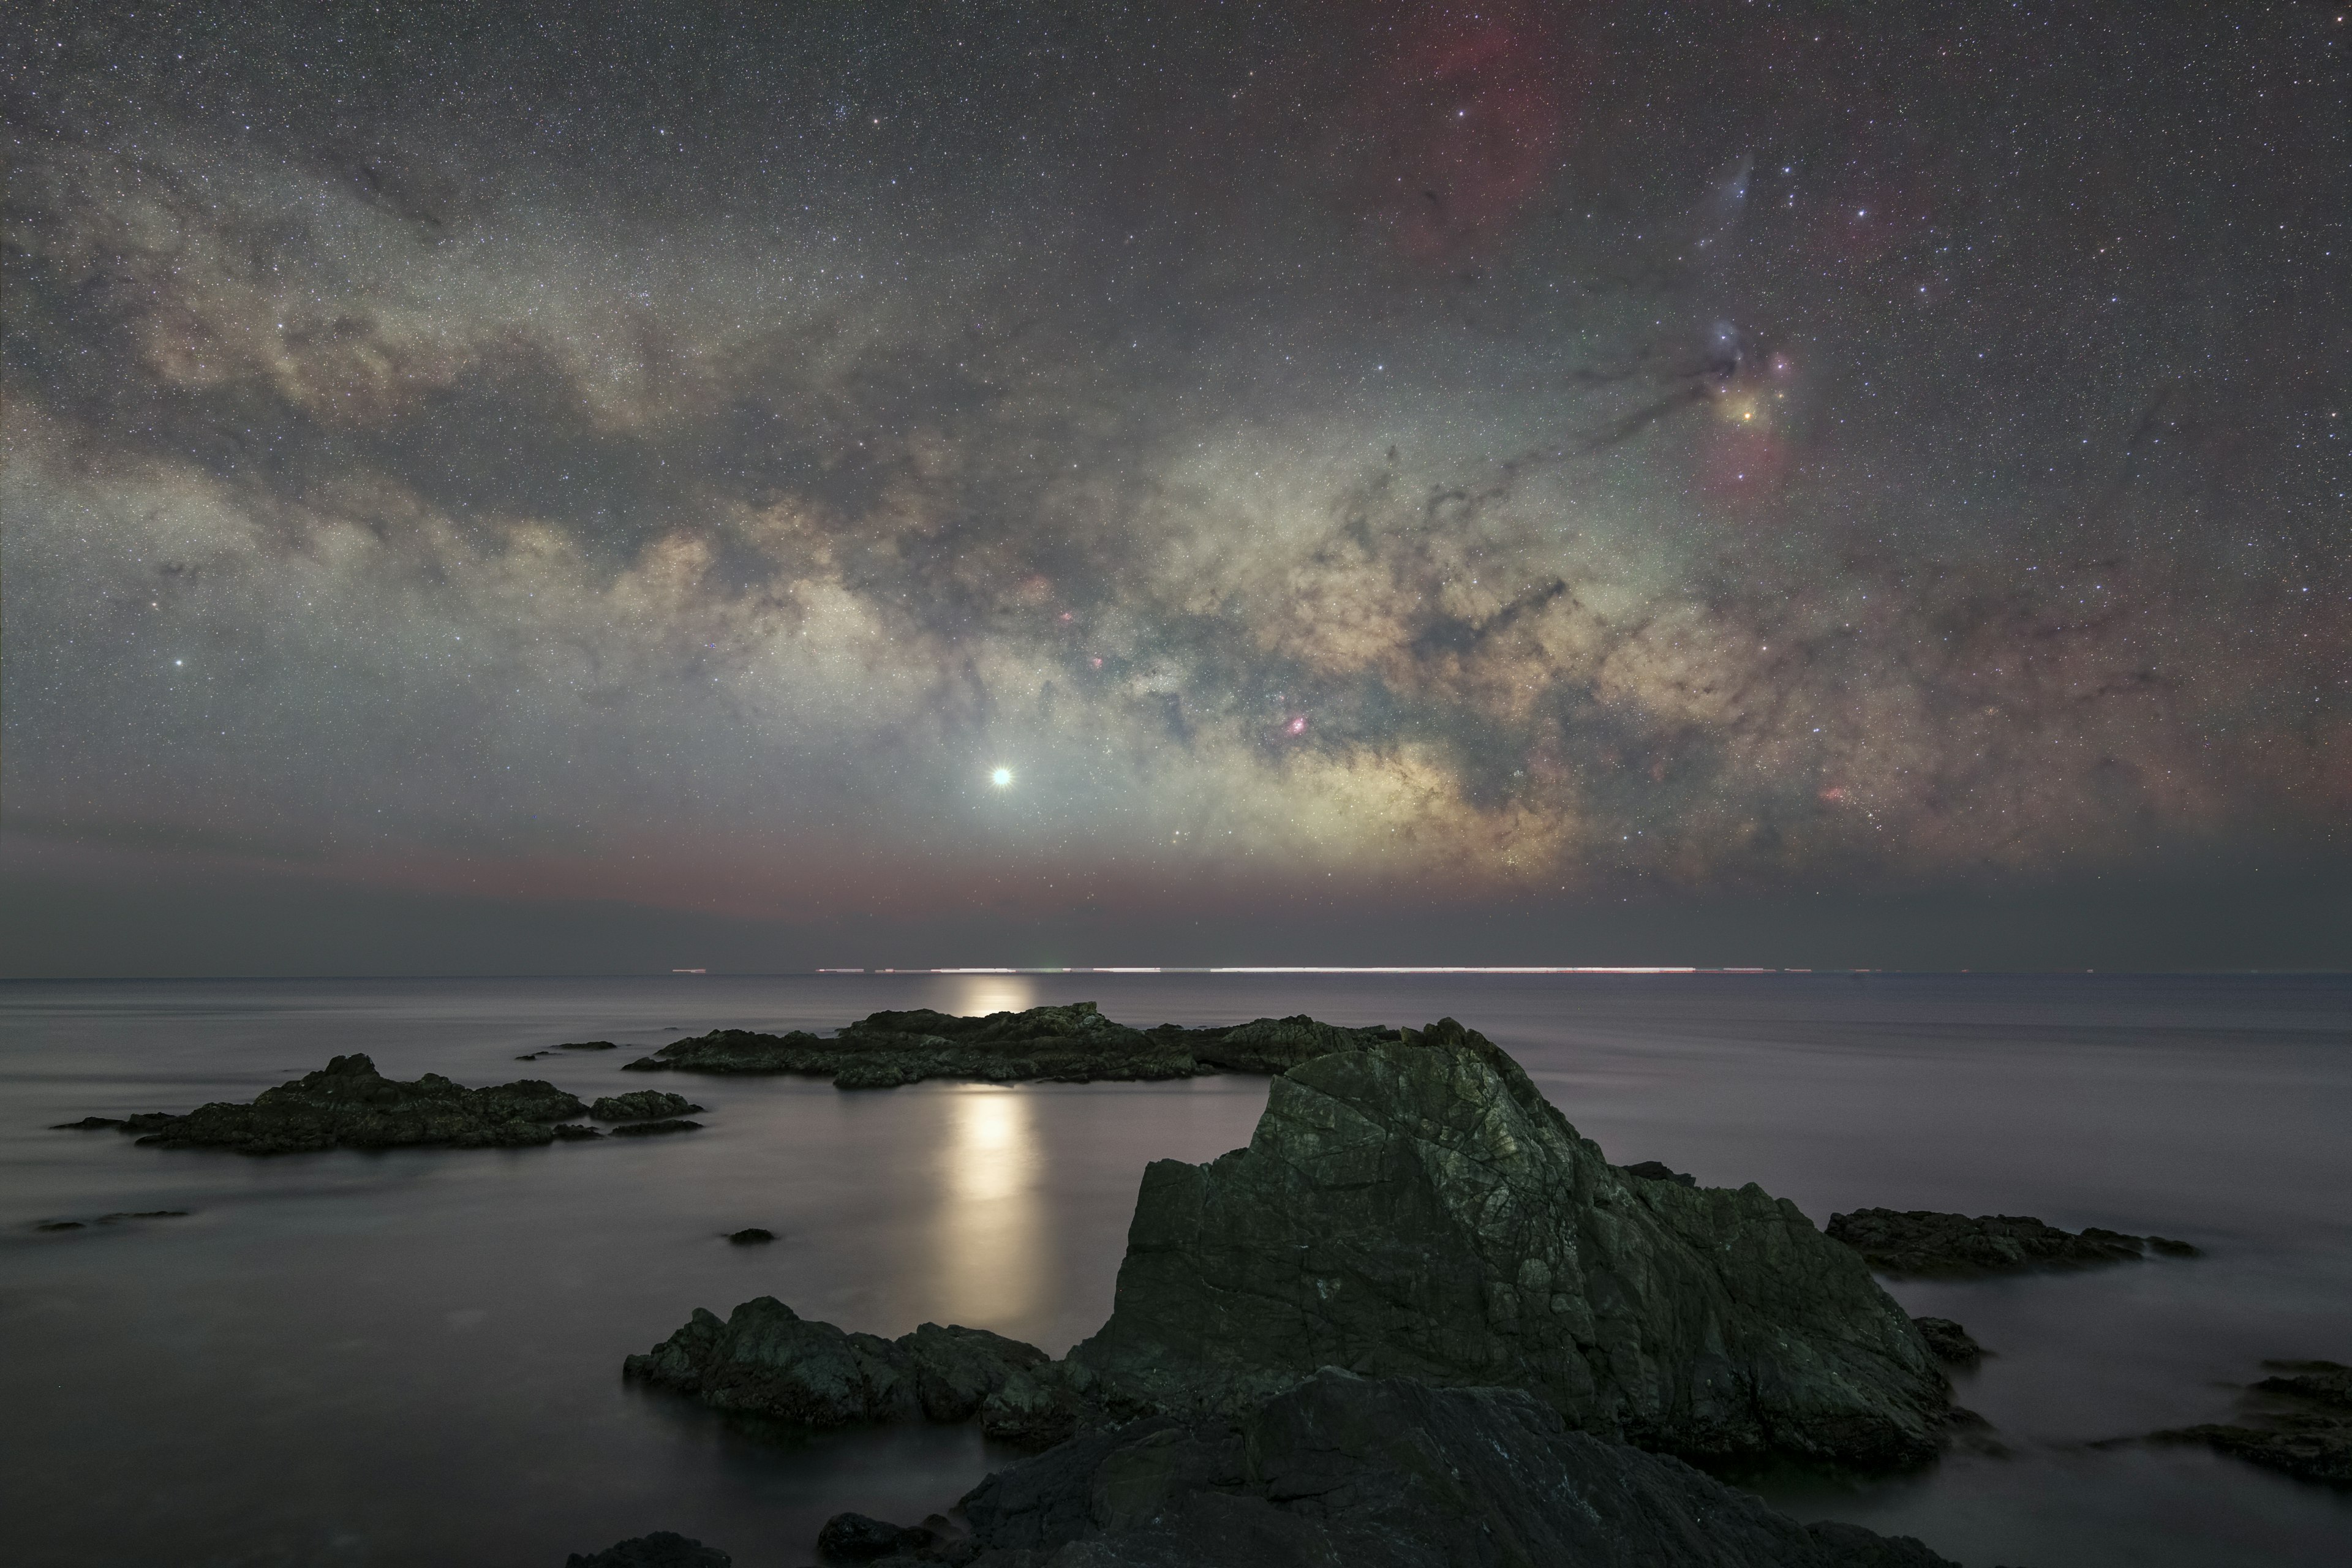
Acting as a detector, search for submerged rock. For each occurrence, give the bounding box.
[725,1227,777,1245]
[1066,1019,1950,1469]
[619,1002,1395,1088]
[2149,1359,2352,1487]
[80,1054,592,1156]
[1825,1208,2199,1277]
[910,1370,1963,1567]
[591,1090,704,1121]
[622,1298,1063,1444]
[609,1118,703,1137]
[562,1040,622,1050]
[1910,1318,1986,1366]
[564,1531,731,1567]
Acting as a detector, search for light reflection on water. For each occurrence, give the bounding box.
[934,1087,1046,1326]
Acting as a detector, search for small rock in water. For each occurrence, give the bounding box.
[97,1210,190,1223]
[725,1227,776,1245]
[551,1124,606,1140]
[1912,1316,1986,1365]
[2256,1360,2352,1410]
[815,1511,935,1561]
[1622,1159,1697,1187]
[609,1118,702,1137]
[560,1040,622,1050]
[1826,1208,2199,1276]
[592,1090,704,1121]
[34,1220,85,1232]
[564,1531,731,1567]
[50,1116,128,1131]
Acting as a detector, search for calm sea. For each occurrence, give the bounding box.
[3,973,2348,1567]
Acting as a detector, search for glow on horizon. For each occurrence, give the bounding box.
[845,965,1829,976]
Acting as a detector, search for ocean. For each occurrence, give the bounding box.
[3,973,2347,1567]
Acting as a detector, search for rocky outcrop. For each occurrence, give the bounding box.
[619,1003,1396,1088]
[1825,1208,2199,1277]
[622,1298,1073,1445]
[1065,1019,1950,1469]
[1624,1159,1698,1187]
[1910,1318,1985,1367]
[2149,1359,2352,1488]
[591,1090,703,1121]
[850,1370,1963,1567]
[77,1054,592,1155]
[564,1532,731,1567]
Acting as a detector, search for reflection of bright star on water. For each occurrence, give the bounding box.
[990,767,1012,788]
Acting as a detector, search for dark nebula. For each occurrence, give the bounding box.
[2,2,2346,970]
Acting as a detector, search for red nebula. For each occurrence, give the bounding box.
[1346,2,1570,262]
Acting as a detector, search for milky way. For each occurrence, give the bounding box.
[4,2,2346,965]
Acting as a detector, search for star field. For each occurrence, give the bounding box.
[2,1,2346,967]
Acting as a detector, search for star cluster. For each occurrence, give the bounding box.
[3,2,2346,954]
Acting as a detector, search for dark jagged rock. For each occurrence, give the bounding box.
[564,1531,732,1567]
[726,1227,777,1245]
[50,1115,128,1130]
[817,1511,937,1561]
[609,1118,703,1137]
[1624,1159,1698,1186]
[929,1370,1962,1567]
[1910,1318,1985,1366]
[1824,1208,2200,1277]
[619,1002,1396,1088]
[592,1090,704,1121]
[2149,1359,2352,1487]
[75,1054,592,1156]
[562,1040,622,1050]
[1065,1019,1949,1469]
[623,1298,1065,1443]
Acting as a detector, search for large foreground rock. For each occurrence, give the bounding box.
[1065,1019,1949,1468]
[72,1054,591,1155]
[1825,1208,2198,1277]
[878,1370,1963,1567]
[620,1003,1394,1087]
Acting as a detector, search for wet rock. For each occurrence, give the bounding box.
[816,1511,937,1561]
[562,1040,622,1050]
[608,1118,703,1137]
[1066,1019,1949,1469]
[564,1531,731,1567]
[2150,1359,2352,1487]
[725,1227,777,1245]
[78,1054,592,1156]
[945,1368,1962,1567]
[591,1090,704,1121]
[624,1298,1065,1441]
[1824,1208,2199,1277]
[620,1001,1395,1088]
[1624,1159,1698,1186]
[1910,1317,1985,1366]
[50,1115,128,1130]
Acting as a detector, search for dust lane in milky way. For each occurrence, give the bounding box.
[2,2,2345,962]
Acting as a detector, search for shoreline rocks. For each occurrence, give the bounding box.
[63,1052,594,1155]
[629,1016,1952,1474]
[619,1002,1396,1088]
[1825,1208,2199,1278]
[849,1370,1964,1567]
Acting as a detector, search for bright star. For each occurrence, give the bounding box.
[990,767,1012,788]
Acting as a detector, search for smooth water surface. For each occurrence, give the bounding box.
[3,974,2348,1566]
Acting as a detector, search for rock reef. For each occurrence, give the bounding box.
[619,1003,1395,1088]
[838,1370,1964,1567]
[630,1016,1950,1474]
[1824,1208,2198,1277]
[67,1053,593,1155]
[2149,1359,2352,1488]
[592,1090,704,1121]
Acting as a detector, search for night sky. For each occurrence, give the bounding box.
[4,2,2347,974]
